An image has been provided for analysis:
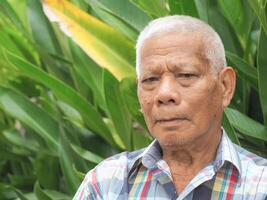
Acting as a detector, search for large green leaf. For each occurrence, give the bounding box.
[132,129,151,150]
[194,0,208,22]
[225,108,267,142]
[0,183,30,200]
[8,175,36,190]
[28,0,62,56]
[257,29,267,126]
[85,0,151,31]
[168,0,199,18]
[34,181,72,200]
[0,0,27,35]
[59,132,80,195]
[2,130,40,152]
[206,0,243,55]
[42,0,136,80]
[71,144,104,164]
[28,0,73,84]
[0,87,59,152]
[5,29,39,65]
[249,0,267,35]
[104,69,132,150]
[93,7,139,41]
[219,0,254,47]
[226,51,258,89]
[120,77,147,130]
[130,0,169,18]
[4,50,117,146]
[34,182,52,200]
[33,152,60,190]
[222,112,240,145]
[68,39,105,110]
[0,31,25,59]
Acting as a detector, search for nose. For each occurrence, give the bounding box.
[155,76,181,106]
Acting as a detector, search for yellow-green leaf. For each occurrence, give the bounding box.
[42,0,136,80]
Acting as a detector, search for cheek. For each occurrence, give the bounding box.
[138,90,153,110]
[185,82,222,115]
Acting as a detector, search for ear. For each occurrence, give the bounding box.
[219,67,236,108]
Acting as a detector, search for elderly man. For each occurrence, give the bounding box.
[74,15,267,199]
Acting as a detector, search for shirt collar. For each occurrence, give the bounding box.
[213,128,242,176]
[128,128,242,180]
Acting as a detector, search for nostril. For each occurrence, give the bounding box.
[158,99,164,104]
[169,99,175,103]
[158,98,176,105]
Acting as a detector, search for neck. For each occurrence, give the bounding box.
[162,128,222,193]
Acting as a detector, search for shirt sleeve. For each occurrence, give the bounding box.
[72,169,100,200]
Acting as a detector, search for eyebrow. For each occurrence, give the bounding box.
[168,63,201,72]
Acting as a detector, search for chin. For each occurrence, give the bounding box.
[156,131,196,148]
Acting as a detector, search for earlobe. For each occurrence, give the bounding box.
[219,67,236,107]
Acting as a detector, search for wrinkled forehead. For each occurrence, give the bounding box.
[141,32,204,56]
[139,32,210,72]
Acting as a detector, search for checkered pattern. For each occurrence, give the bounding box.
[73,129,267,200]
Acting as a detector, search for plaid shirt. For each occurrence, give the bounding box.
[73,129,267,199]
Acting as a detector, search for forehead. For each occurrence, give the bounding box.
[139,32,209,73]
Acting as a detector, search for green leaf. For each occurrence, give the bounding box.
[3,129,40,152]
[226,51,258,89]
[68,39,105,110]
[34,183,70,200]
[40,190,72,200]
[57,101,84,128]
[130,0,169,18]
[0,0,27,35]
[34,181,72,200]
[168,0,199,18]
[5,28,39,65]
[34,181,52,200]
[59,132,80,195]
[71,144,104,164]
[0,31,25,59]
[120,77,147,130]
[194,0,208,22]
[28,0,73,84]
[249,0,267,35]
[43,0,136,80]
[0,183,30,200]
[219,0,254,47]
[206,0,243,55]
[222,112,240,145]
[257,29,267,126]
[104,69,132,150]
[8,175,36,190]
[4,50,117,147]
[93,7,138,41]
[34,152,60,190]
[28,0,62,55]
[85,0,151,31]
[132,130,151,150]
[225,108,267,142]
[0,87,59,152]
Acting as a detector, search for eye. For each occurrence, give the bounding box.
[176,72,199,86]
[177,73,196,78]
[142,76,159,83]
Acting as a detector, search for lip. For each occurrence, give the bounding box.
[156,118,186,126]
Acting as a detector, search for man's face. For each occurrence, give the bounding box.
[137,32,225,148]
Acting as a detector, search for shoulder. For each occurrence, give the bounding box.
[73,148,145,199]
[234,144,267,167]
[234,144,267,195]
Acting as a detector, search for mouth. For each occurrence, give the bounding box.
[155,117,187,126]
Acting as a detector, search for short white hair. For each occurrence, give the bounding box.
[136,15,226,77]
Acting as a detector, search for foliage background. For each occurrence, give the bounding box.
[0,0,267,199]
